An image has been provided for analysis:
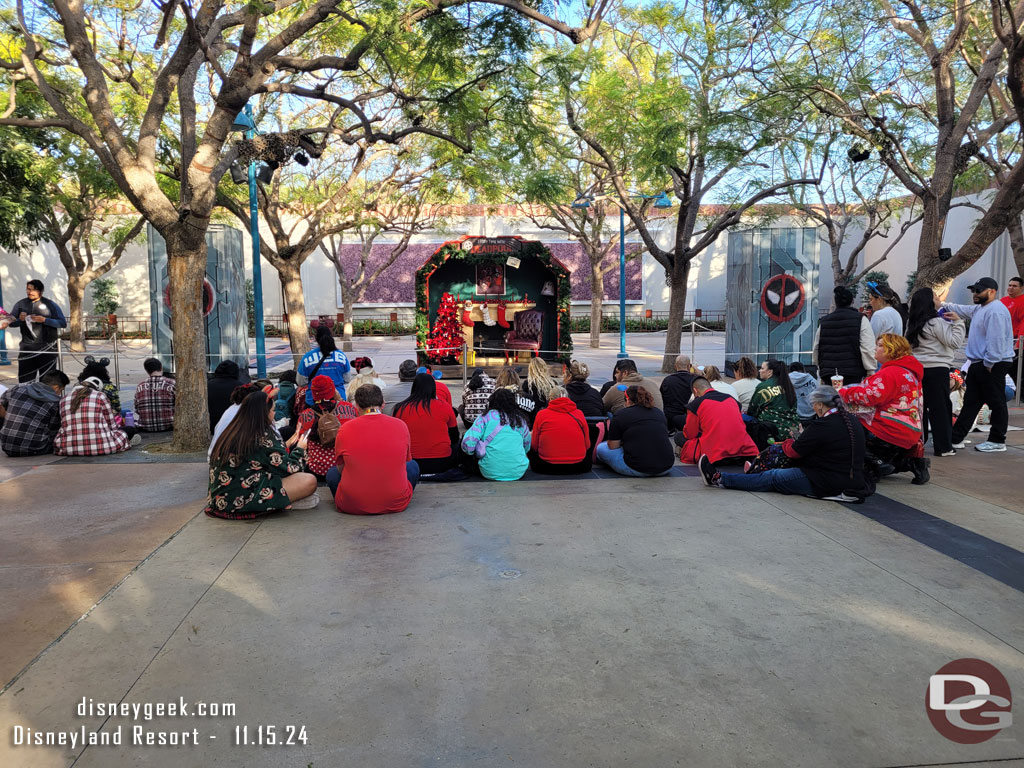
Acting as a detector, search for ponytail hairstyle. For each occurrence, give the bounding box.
[868,281,908,327]
[765,359,797,407]
[210,392,274,465]
[625,385,655,408]
[315,325,337,358]
[809,385,858,480]
[70,376,103,415]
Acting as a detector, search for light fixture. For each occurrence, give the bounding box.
[938,247,953,262]
[293,152,309,166]
[571,195,592,209]
[229,161,248,184]
[256,163,275,184]
[652,192,673,208]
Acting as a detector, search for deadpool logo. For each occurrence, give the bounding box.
[760,273,805,322]
[163,278,217,317]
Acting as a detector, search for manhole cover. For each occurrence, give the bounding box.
[499,570,521,579]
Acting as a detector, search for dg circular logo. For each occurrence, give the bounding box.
[926,658,1012,743]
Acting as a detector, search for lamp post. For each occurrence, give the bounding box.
[231,105,267,378]
[573,192,672,358]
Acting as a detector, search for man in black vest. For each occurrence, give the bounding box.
[813,285,876,385]
[0,280,67,383]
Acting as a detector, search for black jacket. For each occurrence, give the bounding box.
[565,380,606,418]
[818,307,867,383]
[790,410,866,497]
[660,370,696,424]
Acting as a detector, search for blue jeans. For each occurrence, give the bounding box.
[719,467,815,495]
[595,443,670,478]
[326,461,420,497]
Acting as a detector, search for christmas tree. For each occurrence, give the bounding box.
[426,292,462,363]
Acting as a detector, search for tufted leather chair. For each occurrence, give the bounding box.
[504,309,543,357]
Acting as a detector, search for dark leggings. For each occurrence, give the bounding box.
[415,453,459,474]
[921,366,953,454]
[528,449,592,475]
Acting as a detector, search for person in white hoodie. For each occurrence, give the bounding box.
[906,288,966,457]
[787,362,818,424]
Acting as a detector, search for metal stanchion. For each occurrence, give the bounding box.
[1016,335,1022,406]
[462,343,468,387]
[56,337,64,373]
[112,332,121,392]
[690,321,696,360]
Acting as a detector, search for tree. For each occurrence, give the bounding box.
[0,0,607,450]
[426,291,462,363]
[556,1,818,371]
[0,130,49,252]
[800,0,1024,289]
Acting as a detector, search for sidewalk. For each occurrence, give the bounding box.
[1,425,1023,766]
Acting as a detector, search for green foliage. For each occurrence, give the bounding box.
[90,278,120,316]
[0,130,51,251]
[245,279,255,335]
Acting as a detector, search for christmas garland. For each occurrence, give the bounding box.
[415,238,573,364]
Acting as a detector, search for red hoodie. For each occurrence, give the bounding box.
[679,389,758,464]
[531,397,590,463]
[840,355,924,449]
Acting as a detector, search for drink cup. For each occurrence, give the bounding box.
[831,374,844,389]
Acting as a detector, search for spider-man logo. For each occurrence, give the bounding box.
[760,273,805,323]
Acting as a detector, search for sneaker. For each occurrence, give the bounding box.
[910,457,931,485]
[289,492,321,510]
[129,433,142,447]
[743,461,752,474]
[974,441,1007,453]
[951,441,967,449]
[698,455,722,488]
[822,492,863,503]
[937,450,957,457]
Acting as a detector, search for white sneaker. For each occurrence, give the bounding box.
[289,492,321,509]
[938,450,957,457]
[951,441,967,449]
[129,433,142,447]
[974,442,1007,453]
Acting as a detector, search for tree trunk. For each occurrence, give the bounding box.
[589,265,604,349]
[67,275,86,352]
[167,240,211,453]
[279,261,309,368]
[342,288,355,353]
[1008,216,1024,278]
[660,259,691,373]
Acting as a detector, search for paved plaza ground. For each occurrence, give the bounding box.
[1,332,1023,767]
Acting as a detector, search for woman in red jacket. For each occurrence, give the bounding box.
[528,388,592,474]
[839,333,929,485]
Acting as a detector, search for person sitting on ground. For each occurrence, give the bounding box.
[602,359,664,415]
[788,362,817,424]
[676,377,758,465]
[208,360,244,432]
[562,360,605,418]
[0,370,70,457]
[54,376,139,456]
[209,383,260,459]
[596,385,675,477]
[274,370,297,423]
[520,356,562,426]
[747,359,800,440]
[460,387,532,481]
[839,333,929,485]
[79,357,120,413]
[528,386,592,474]
[134,357,176,432]
[417,363,453,409]
[329,384,419,515]
[205,391,319,519]
[383,360,420,415]
[598,360,633,397]
[730,356,761,410]
[299,325,351,406]
[459,368,496,427]
[393,373,459,476]
[295,374,358,479]
[702,364,739,402]
[660,354,696,431]
[699,385,868,501]
[345,356,386,401]
[493,364,536,421]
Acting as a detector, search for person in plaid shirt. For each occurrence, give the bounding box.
[0,370,70,456]
[134,358,176,431]
[54,377,138,456]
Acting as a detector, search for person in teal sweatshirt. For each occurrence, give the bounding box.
[460,388,531,481]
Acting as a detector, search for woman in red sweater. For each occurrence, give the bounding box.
[393,373,459,476]
[528,389,592,474]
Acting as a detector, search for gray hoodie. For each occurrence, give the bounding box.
[789,371,817,421]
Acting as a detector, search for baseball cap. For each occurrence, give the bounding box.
[967,277,998,292]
